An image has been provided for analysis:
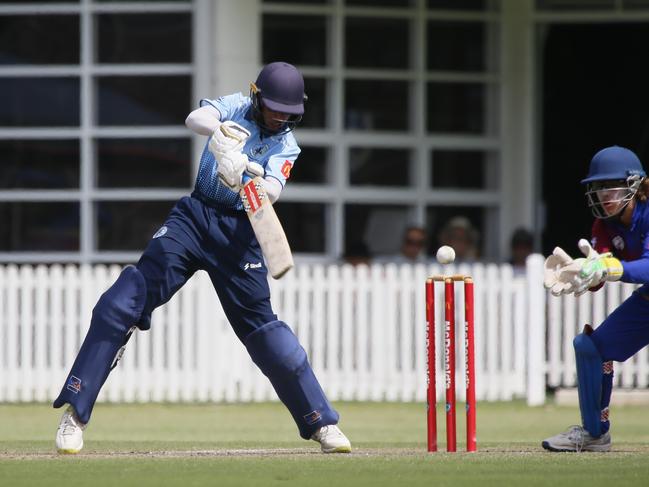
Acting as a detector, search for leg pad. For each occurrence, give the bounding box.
[574,330,604,437]
[245,321,339,439]
[53,266,147,423]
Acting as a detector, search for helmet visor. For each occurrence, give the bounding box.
[585,180,636,218]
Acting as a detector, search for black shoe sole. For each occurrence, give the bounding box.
[542,441,610,453]
[541,441,576,452]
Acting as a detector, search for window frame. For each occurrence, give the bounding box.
[0,0,198,262]
[264,0,501,260]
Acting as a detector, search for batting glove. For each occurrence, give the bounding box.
[217,151,249,191]
[208,121,250,161]
[245,161,265,179]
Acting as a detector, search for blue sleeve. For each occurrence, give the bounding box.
[265,143,300,187]
[621,230,649,284]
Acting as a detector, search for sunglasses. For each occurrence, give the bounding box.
[405,238,425,247]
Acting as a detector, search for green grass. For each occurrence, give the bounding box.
[1,401,649,486]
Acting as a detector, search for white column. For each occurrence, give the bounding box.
[499,0,536,258]
[211,0,261,96]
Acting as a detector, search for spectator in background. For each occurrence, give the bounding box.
[509,227,534,273]
[438,216,480,263]
[342,240,372,266]
[388,225,428,264]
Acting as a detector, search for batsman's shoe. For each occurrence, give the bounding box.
[56,406,86,454]
[311,425,352,453]
[542,425,611,452]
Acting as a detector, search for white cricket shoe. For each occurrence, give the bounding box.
[311,424,352,453]
[542,425,611,452]
[56,406,86,454]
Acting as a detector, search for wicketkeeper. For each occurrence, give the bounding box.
[53,62,351,454]
[543,145,649,452]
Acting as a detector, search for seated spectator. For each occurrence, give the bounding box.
[509,227,534,273]
[438,216,480,263]
[342,240,372,266]
[389,226,429,264]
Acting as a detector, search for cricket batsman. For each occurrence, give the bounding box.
[53,62,351,454]
[543,145,649,452]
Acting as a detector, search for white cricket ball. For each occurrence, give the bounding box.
[436,245,456,265]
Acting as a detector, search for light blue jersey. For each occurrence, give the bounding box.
[193,93,301,210]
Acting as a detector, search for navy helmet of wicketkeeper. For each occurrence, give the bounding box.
[582,146,647,219]
[250,61,308,135]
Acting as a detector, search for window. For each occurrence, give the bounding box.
[262,0,502,260]
[96,201,176,251]
[0,140,79,189]
[262,14,328,66]
[275,203,327,253]
[291,147,329,184]
[0,1,194,262]
[345,17,410,69]
[427,82,485,133]
[428,0,491,9]
[302,78,328,128]
[348,0,412,6]
[427,21,486,72]
[345,80,409,131]
[0,202,80,252]
[345,204,412,257]
[97,76,191,126]
[0,78,80,127]
[96,139,191,188]
[431,150,498,189]
[96,13,191,64]
[349,148,410,186]
[0,15,79,64]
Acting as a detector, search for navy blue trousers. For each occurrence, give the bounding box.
[591,289,649,362]
[54,195,339,437]
[585,288,649,434]
[138,195,277,340]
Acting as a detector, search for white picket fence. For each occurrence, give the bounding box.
[0,255,646,406]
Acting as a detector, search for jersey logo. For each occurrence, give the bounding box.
[250,144,269,158]
[66,375,82,394]
[612,235,625,251]
[281,160,293,179]
[303,410,322,425]
[152,226,168,239]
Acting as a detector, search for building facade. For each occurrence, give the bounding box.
[2,0,648,264]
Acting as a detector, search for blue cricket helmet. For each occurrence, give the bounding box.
[582,146,647,219]
[255,62,306,115]
[250,62,307,134]
[581,146,646,184]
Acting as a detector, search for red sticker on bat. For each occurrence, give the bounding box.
[243,180,262,212]
[281,160,293,179]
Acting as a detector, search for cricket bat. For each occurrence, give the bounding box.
[240,174,294,279]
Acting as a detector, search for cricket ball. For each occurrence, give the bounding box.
[436,245,456,265]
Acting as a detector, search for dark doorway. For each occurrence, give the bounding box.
[541,23,649,254]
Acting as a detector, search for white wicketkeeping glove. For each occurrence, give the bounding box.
[557,239,623,297]
[544,246,577,296]
[217,151,249,191]
[208,121,251,161]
